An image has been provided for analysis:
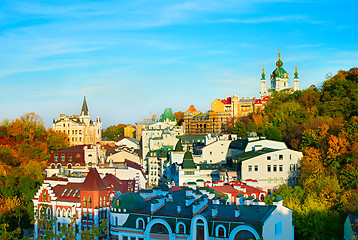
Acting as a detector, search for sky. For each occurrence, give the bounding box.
[0,0,357,128]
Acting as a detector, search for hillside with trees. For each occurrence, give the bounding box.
[231,67,358,239]
[0,113,70,237]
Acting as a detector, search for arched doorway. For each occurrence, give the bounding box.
[149,223,170,240]
[196,219,205,240]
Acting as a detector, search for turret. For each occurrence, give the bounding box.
[294,64,299,91]
[260,65,266,98]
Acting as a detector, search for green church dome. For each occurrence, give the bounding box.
[112,193,146,212]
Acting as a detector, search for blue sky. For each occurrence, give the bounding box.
[1,0,357,128]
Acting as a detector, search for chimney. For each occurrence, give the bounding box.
[212,196,220,205]
[177,203,181,214]
[273,197,283,207]
[135,172,140,192]
[167,192,173,202]
[245,196,254,205]
[211,206,218,218]
[234,207,240,217]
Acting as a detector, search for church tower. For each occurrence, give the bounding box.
[294,65,299,91]
[260,65,267,98]
[270,50,290,92]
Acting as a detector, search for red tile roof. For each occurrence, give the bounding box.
[80,168,107,191]
[47,145,90,167]
[220,97,231,105]
[186,105,197,112]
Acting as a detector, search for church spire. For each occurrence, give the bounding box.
[276,49,283,68]
[294,64,299,79]
[81,96,89,116]
[261,65,266,80]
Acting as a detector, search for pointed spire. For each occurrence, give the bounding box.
[81,96,89,116]
[80,168,107,191]
[294,64,299,79]
[261,65,266,80]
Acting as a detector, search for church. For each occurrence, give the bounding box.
[260,51,299,99]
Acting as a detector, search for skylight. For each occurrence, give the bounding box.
[67,189,73,196]
[73,189,79,197]
[61,189,67,196]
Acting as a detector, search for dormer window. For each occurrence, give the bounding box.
[68,154,72,161]
[61,154,65,161]
[54,155,58,161]
[61,189,67,196]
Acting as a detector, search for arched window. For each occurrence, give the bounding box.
[103,197,106,207]
[150,223,169,234]
[68,209,71,218]
[68,154,72,161]
[57,208,61,217]
[67,164,72,169]
[61,154,65,161]
[51,164,55,169]
[44,191,47,202]
[177,223,185,234]
[83,196,87,208]
[57,163,61,169]
[218,226,225,237]
[99,197,102,208]
[234,230,256,240]
[62,209,66,218]
[88,196,92,208]
[137,218,144,229]
[54,154,58,161]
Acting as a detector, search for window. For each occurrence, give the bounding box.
[100,197,102,208]
[61,189,67,196]
[178,224,185,234]
[67,189,73,196]
[267,156,271,160]
[67,164,72,169]
[279,177,283,183]
[103,197,106,207]
[57,209,61,217]
[88,197,92,208]
[248,165,252,172]
[138,219,144,229]
[279,165,283,172]
[273,165,277,172]
[89,213,93,220]
[130,237,136,240]
[254,165,258,171]
[68,154,72,161]
[123,236,128,240]
[61,154,65,161]
[279,155,283,160]
[83,196,87,208]
[267,178,271,183]
[184,171,194,175]
[51,164,55,169]
[150,223,169,234]
[267,165,271,172]
[210,151,212,155]
[54,155,58,161]
[218,226,225,237]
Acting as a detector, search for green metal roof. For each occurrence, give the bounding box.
[160,108,176,122]
[112,193,146,212]
[228,148,281,161]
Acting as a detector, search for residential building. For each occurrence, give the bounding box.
[33,168,135,239]
[344,214,358,240]
[123,125,136,138]
[227,147,303,192]
[115,138,140,149]
[46,145,146,190]
[110,186,294,240]
[53,97,102,146]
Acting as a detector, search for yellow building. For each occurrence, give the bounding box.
[124,125,136,138]
[53,97,102,146]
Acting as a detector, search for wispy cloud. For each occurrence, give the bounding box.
[216,15,325,24]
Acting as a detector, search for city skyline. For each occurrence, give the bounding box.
[1,0,358,128]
